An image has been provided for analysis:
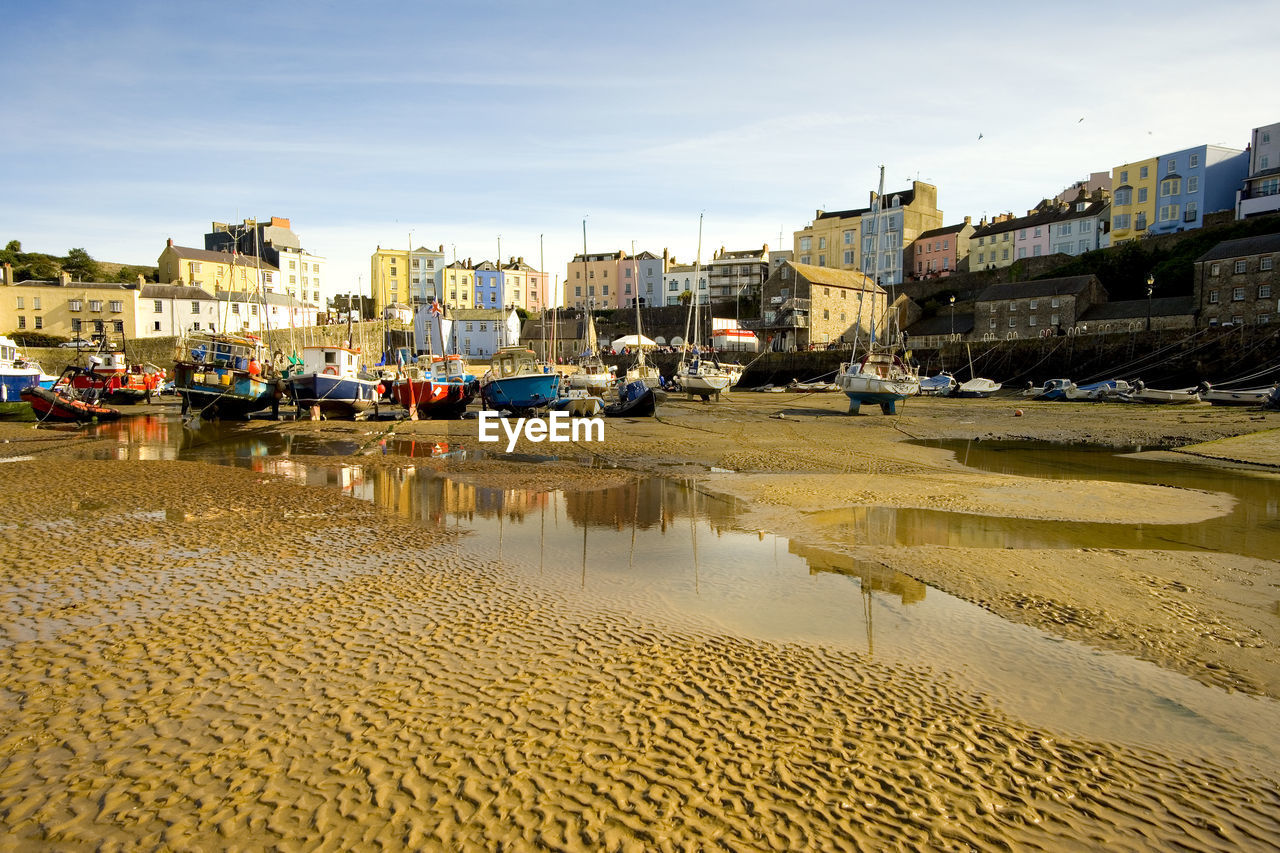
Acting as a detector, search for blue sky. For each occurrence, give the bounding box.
[1,0,1273,305]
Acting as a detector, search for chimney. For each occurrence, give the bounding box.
[137,274,146,287]
[1,262,10,284]
[59,271,72,286]
[167,238,173,248]
[438,244,444,253]
[963,215,972,226]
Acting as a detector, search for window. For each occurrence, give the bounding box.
[1114,214,1130,230]
[977,252,985,264]
[1166,158,1175,173]
[88,299,101,311]
[1029,315,1038,327]
[799,237,811,251]
[818,255,825,266]
[290,275,296,284]
[1009,302,1017,311]
[1120,170,1129,184]
[1209,289,1219,303]
[1233,287,1245,301]
[1235,260,1247,274]
[192,322,201,330]
[34,317,42,329]
[1033,246,1042,257]
[1208,262,1221,276]
[1079,240,1088,252]
[1188,176,1199,193]
[1137,188,1148,203]
[844,230,854,245]
[1115,188,1131,205]
[989,317,996,329]
[1001,249,1009,260]
[1159,204,1180,222]
[110,300,122,313]
[190,262,201,273]
[823,309,829,320]
[943,257,949,270]
[1260,258,1273,272]
[800,255,810,265]
[1263,156,1272,171]
[1140,165,1149,179]
[1259,285,1272,299]
[1051,314,1060,326]
[1009,317,1016,328]
[70,299,82,311]
[1185,202,1198,221]
[843,250,854,264]
[232,303,240,314]
[73,319,82,332]
[1061,222,1073,235]
[15,297,23,309]
[818,237,826,249]
[1033,227,1042,237]
[1134,212,1147,231]
[113,320,123,333]
[1051,298,1060,308]
[16,316,24,329]
[1260,314,1271,325]
[33,297,41,310]
[1189,153,1199,168]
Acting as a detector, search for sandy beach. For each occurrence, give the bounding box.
[1,394,1278,849]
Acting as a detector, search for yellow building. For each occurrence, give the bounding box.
[370,247,410,315]
[1110,157,1159,242]
[157,240,279,297]
[0,271,141,340]
[441,261,475,310]
[793,208,865,271]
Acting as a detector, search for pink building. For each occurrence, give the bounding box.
[908,217,973,279]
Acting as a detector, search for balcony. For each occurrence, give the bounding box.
[743,297,810,330]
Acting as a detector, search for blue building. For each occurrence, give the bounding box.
[473,261,502,309]
[1148,144,1249,235]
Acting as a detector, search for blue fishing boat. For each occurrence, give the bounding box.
[174,333,278,419]
[0,335,56,417]
[480,347,560,413]
[288,345,381,419]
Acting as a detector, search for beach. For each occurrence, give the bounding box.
[0,394,1278,849]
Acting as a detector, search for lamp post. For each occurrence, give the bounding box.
[1152,277,1162,333]
[949,294,956,339]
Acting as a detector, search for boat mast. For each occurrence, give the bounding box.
[632,239,646,378]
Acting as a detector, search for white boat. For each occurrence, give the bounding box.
[918,373,957,396]
[674,214,742,400]
[568,354,615,394]
[1122,381,1203,404]
[1064,379,1134,401]
[288,344,382,418]
[836,350,920,415]
[1198,382,1275,406]
[954,377,1002,398]
[0,335,56,416]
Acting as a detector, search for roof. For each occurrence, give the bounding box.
[1247,166,1280,181]
[164,244,281,272]
[916,221,972,240]
[814,206,871,221]
[1195,233,1280,263]
[870,187,917,211]
[215,290,313,308]
[8,279,137,289]
[448,308,514,321]
[788,262,884,292]
[1079,296,1195,322]
[977,275,1098,303]
[905,313,975,337]
[140,283,214,299]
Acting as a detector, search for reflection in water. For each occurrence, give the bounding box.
[62,414,1280,764]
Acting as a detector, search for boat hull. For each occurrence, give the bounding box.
[481,373,560,412]
[391,377,477,418]
[289,373,380,417]
[1203,388,1272,406]
[174,362,277,419]
[20,386,121,423]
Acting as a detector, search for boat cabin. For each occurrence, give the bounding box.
[188,334,266,370]
[490,347,540,378]
[301,345,362,378]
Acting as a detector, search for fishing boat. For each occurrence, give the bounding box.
[21,367,121,423]
[674,214,741,400]
[288,344,382,418]
[391,353,478,419]
[0,335,56,417]
[1064,379,1134,401]
[604,380,657,418]
[66,350,165,404]
[1197,381,1276,407]
[480,346,561,413]
[918,373,957,396]
[173,332,279,419]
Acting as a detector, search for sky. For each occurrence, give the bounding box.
[1,0,1273,307]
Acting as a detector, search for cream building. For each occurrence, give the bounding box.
[794,207,867,271]
[1,270,142,340]
[158,240,279,298]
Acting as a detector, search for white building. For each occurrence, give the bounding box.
[411,245,445,306]
[1047,194,1112,257]
[137,284,219,336]
[215,291,320,334]
[1238,121,1280,220]
[662,262,709,306]
[860,194,907,287]
[420,307,521,359]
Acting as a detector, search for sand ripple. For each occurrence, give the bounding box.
[1,460,1278,850]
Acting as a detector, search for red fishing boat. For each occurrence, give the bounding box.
[22,368,122,423]
[63,351,165,403]
[390,354,478,419]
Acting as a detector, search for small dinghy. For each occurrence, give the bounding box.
[22,379,121,423]
[604,380,657,418]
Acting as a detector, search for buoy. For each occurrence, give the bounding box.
[1014,408,1024,417]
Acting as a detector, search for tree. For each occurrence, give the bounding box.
[4,240,19,253]
[679,289,693,306]
[62,247,100,281]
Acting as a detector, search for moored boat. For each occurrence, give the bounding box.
[173,332,279,419]
[953,377,1002,398]
[480,346,561,413]
[603,380,657,418]
[66,350,165,404]
[21,368,121,423]
[288,345,381,418]
[1121,381,1203,404]
[568,354,615,395]
[836,350,920,414]
[1198,382,1276,407]
[918,373,957,396]
[391,354,479,419]
[0,335,56,417]
[1022,379,1072,401]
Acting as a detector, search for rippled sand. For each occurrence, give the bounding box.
[2,459,1278,850]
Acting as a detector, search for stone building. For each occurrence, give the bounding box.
[750,261,888,351]
[1193,234,1280,328]
[974,275,1105,340]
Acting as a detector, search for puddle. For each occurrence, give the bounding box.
[62,416,1280,769]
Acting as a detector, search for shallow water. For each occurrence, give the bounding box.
[71,415,1280,773]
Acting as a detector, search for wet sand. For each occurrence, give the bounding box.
[1,396,1279,849]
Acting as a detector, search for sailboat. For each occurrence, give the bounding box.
[835,166,920,414]
[675,214,741,400]
[623,244,664,392]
